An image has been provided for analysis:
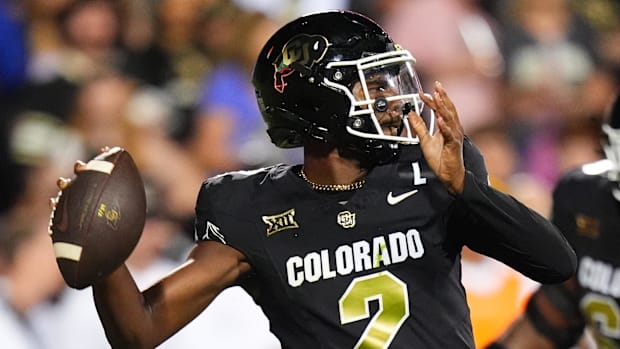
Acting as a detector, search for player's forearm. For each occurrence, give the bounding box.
[92,264,158,349]
[456,171,577,283]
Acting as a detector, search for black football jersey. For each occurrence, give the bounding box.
[194,140,574,349]
[552,160,620,348]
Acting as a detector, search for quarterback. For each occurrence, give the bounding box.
[56,10,576,349]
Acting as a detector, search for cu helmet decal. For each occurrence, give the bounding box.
[272,34,329,93]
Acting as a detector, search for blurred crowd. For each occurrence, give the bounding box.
[0,0,618,348]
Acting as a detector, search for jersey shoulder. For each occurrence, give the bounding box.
[198,165,290,203]
[554,160,612,198]
[551,159,618,248]
[194,164,292,242]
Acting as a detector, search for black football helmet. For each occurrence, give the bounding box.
[602,90,620,199]
[252,10,434,166]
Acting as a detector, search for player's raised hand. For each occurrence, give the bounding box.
[408,81,465,194]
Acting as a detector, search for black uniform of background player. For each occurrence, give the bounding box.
[489,92,620,349]
[552,159,620,348]
[195,138,575,348]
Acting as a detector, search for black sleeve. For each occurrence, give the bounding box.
[451,171,577,283]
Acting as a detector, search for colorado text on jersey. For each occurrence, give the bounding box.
[286,229,425,287]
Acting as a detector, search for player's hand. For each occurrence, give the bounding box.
[48,147,107,227]
[49,161,86,213]
[408,81,465,194]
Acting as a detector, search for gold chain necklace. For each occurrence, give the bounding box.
[299,168,366,192]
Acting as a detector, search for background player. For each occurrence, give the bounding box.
[52,10,577,348]
[487,91,620,348]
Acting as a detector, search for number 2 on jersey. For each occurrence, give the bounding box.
[338,271,409,349]
[581,294,620,349]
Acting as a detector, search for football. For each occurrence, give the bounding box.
[49,147,146,289]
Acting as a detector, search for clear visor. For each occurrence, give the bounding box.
[325,50,435,144]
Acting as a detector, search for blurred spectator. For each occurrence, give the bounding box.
[189,10,301,175]
[123,85,206,227]
[59,0,124,79]
[3,109,84,213]
[578,68,619,120]
[118,0,172,87]
[63,73,204,227]
[571,0,620,80]
[499,0,601,124]
[0,117,74,348]
[0,76,83,214]
[23,0,74,81]
[0,1,63,214]
[381,0,505,132]
[231,0,349,21]
[469,122,552,215]
[123,0,213,141]
[118,0,154,52]
[496,0,607,187]
[28,0,124,84]
[0,215,64,349]
[15,0,122,133]
[555,116,604,175]
[198,0,241,64]
[67,73,135,156]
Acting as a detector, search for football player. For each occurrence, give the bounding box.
[56,11,577,348]
[487,91,620,349]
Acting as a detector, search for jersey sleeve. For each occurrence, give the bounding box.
[194,176,228,244]
[193,174,261,259]
[451,139,577,284]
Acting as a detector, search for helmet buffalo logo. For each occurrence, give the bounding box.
[272,34,329,93]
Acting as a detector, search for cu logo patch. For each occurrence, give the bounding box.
[337,211,356,229]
